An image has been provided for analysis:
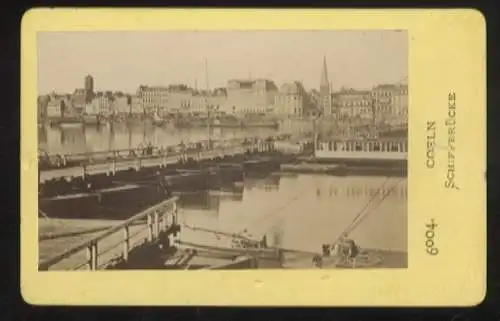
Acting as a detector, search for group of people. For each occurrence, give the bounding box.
[313,234,360,268]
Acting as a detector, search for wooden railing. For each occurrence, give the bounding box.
[39,196,179,271]
[38,140,278,182]
[38,137,274,169]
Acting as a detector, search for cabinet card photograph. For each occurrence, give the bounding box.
[21,8,486,306]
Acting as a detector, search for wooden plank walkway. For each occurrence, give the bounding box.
[39,197,180,271]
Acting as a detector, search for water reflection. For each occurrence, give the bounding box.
[243,174,281,192]
[177,191,221,214]
[40,123,280,155]
[179,174,407,253]
[315,181,408,200]
[176,184,245,214]
[59,126,86,155]
[38,126,48,150]
[268,217,285,248]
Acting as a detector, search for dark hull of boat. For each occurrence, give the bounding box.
[39,165,245,219]
[39,185,168,220]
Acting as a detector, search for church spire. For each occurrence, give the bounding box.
[320,55,329,96]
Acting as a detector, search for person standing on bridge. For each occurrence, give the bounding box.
[146,142,153,156]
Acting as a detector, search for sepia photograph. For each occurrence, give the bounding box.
[36,30,408,271]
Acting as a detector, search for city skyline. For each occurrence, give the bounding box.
[37,30,408,95]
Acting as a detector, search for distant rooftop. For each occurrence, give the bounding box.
[373,83,408,90]
[279,81,306,95]
[334,88,371,95]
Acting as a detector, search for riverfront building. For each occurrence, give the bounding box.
[371,83,408,127]
[226,79,278,115]
[130,95,143,115]
[37,95,50,120]
[46,93,72,119]
[71,89,87,113]
[136,85,170,116]
[333,88,373,121]
[162,85,196,115]
[70,75,96,114]
[84,92,113,116]
[204,88,228,115]
[274,81,318,117]
[315,57,408,127]
[111,94,131,115]
[135,84,228,116]
[84,75,94,103]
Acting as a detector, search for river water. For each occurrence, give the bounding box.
[179,174,407,255]
[38,123,407,263]
[38,123,283,155]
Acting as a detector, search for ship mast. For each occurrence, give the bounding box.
[204,57,211,136]
[204,56,209,91]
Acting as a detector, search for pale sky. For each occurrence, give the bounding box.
[37,30,407,95]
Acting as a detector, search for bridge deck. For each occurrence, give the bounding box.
[39,144,268,182]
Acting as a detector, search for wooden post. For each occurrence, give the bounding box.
[111,151,117,175]
[161,208,168,231]
[172,200,178,223]
[123,226,130,262]
[107,158,112,176]
[86,242,98,270]
[147,212,153,242]
[81,165,87,180]
[153,210,159,239]
[162,152,167,168]
[278,249,284,267]
[172,201,179,237]
[135,157,141,171]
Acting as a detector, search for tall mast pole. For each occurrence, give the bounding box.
[204,57,210,136]
[205,57,209,91]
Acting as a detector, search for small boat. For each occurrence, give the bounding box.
[312,248,384,269]
[176,240,279,260]
[231,236,268,250]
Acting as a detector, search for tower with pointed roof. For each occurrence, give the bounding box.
[319,56,332,116]
[320,56,330,97]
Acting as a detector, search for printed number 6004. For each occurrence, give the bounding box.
[425,219,439,255]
